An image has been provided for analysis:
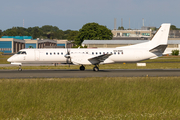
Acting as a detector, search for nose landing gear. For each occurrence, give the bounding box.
[18,65,22,71]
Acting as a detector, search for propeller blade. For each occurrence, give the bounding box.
[66,47,71,67]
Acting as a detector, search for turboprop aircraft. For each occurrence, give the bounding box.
[7,23,170,71]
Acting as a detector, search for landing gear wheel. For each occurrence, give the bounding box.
[80,65,85,71]
[18,65,22,71]
[93,66,99,72]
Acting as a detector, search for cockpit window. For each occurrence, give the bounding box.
[22,51,26,54]
[17,51,22,54]
[16,51,27,55]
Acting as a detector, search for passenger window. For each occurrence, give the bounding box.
[96,52,98,55]
[114,52,116,55]
[92,52,94,55]
[50,53,52,55]
[57,52,59,55]
[61,52,63,55]
[86,52,88,54]
[54,52,56,55]
[99,52,101,54]
[46,52,48,55]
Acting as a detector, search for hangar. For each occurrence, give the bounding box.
[0,36,74,53]
[0,36,26,53]
[0,36,57,53]
[111,29,153,40]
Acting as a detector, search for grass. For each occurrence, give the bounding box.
[0,77,180,119]
[0,55,11,64]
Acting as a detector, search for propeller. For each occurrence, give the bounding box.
[65,47,71,67]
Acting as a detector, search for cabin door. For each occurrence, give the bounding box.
[35,50,40,61]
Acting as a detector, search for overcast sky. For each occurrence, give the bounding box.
[0,0,180,31]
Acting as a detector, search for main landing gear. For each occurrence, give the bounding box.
[80,65,85,71]
[93,65,99,72]
[79,65,99,71]
[18,65,22,71]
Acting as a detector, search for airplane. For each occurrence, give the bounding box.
[7,23,171,71]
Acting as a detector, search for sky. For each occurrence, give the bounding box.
[0,0,180,31]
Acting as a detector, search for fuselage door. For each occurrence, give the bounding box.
[35,50,40,61]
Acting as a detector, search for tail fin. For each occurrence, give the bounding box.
[116,23,171,52]
[149,23,171,49]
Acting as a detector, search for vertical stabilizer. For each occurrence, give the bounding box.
[149,23,171,48]
[116,23,171,51]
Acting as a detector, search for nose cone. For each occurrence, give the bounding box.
[7,57,13,62]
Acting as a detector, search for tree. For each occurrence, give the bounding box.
[63,30,72,39]
[118,26,124,30]
[172,50,179,56]
[170,25,180,30]
[31,27,43,39]
[3,27,29,36]
[67,31,79,41]
[0,29,2,37]
[41,25,59,32]
[41,25,60,39]
[3,28,18,36]
[75,22,113,45]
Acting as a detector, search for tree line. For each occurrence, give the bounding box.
[0,23,113,45]
[0,25,79,40]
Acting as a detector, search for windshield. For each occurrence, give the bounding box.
[16,51,27,55]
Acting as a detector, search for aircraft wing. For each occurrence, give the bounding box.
[88,54,112,64]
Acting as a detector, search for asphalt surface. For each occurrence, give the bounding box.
[0,69,180,78]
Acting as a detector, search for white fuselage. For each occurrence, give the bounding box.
[8,48,156,65]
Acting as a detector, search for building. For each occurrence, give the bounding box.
[56,40,74,48]
[0,36,75,53]
[0,36,54,53]
[169,30,180,38]
[0,36,26,53]
[112,29,153,40]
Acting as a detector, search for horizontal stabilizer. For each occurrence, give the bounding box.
[149,45,167,54]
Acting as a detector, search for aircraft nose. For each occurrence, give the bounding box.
[7,57,13,62]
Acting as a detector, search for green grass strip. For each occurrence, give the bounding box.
[0,77,180,119]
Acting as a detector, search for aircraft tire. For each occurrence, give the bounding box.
[18,68,22,71]
[93,67,99,72]
[80,65,85,71]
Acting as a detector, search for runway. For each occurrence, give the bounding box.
[0,69,180,78]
